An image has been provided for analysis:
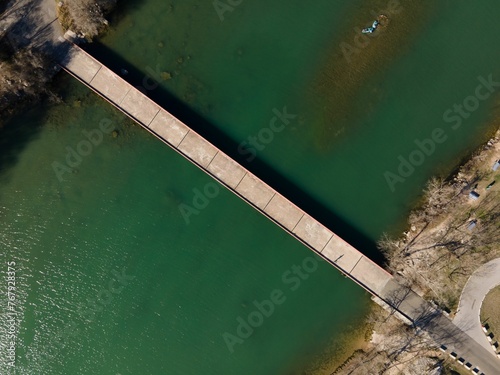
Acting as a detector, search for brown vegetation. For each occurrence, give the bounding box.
[0,42,56,125]
[378,130,500,310]
[58,0,116,40]
[307,319,372,375]
[332,304,443,375]
[0,0,117,126]
[334,131,500,375]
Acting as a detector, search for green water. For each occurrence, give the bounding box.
[1,0,500,374]
[0,77,369,374]
[89,0,500,243]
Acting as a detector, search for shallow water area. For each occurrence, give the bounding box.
[0,76,369,374]
[91,0,500,244]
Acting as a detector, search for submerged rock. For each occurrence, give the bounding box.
[161,71,172,80]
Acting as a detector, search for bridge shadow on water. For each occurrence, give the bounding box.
[84,42,387,266]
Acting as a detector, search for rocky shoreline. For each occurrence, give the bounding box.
[327,127,500,375]
[0,0,117,128]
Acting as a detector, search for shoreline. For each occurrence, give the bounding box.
[325,126,499,374]
[382,126,500,310]
[0,0,117,129]
[309,305,376,375]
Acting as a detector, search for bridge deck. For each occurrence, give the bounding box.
[58,40,393,297]
[56,40,500,374]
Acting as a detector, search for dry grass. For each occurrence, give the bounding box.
[442,363,471,375]
[480,285,500,342]
[56,0,116,40]
[379,129,500,311]
[329,304,444,375]
[0,47,56,126]
[307,307,375,375]
[56,2,74,32]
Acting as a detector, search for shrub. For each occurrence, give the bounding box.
[59,0,117,39]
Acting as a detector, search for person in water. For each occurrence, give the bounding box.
[361,15,388,34]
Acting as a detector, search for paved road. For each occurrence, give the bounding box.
[380,279,500,374]
[454,258,500,353]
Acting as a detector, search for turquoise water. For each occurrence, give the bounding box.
[0,77,369,374]
[90,0,500,243]
[2,0,500,374]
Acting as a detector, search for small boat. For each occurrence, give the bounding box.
[361,19,381,34]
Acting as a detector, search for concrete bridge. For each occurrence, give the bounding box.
[54,39,500,374]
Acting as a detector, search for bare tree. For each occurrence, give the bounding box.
[0,46,56,121]
[60,0,116,39]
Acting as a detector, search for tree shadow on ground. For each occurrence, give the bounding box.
[0,5,60,181]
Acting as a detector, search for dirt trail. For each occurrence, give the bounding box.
[1,0,63,51]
